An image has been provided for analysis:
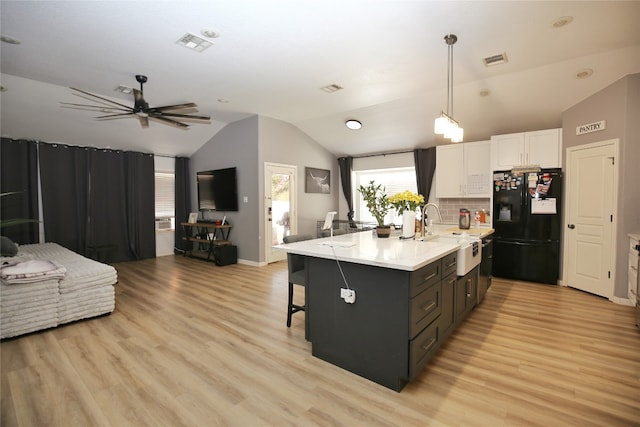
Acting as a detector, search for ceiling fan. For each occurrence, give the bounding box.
[61,75,210,129]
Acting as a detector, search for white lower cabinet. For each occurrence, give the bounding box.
[436,140,491,198]
[491,128,562,171]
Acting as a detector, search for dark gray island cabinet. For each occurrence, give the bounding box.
[303,243,460,391]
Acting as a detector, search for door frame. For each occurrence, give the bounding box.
[562,139,618,299]
[264,162,297,264]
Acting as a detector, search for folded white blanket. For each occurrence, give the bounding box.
[0,279,60,301]
[1,260,66,284]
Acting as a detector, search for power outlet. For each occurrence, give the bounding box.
[340,288,356,304]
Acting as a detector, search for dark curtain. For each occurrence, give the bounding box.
[88,149,155,262]
[39,143,155,262]
[414,147,437,201]
[174,156,191,253]
[0,138,39,244]
[39,143,90,254]
[337,156,355,225]
[124,151,156,260]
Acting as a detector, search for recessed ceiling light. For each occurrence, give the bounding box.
[552,16,574,28]
[576,68,593,79]
[321,84,343,93]
[1,35,21,45]
[217,98,229,103]
[345,120,362,130]
[176,33,213,52]
[200,28,220,39]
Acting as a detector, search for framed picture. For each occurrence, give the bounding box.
[188,212,199,224]
[305,167,331,194]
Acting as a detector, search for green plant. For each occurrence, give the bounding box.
[389,190,425,215]
[357,180,391,227]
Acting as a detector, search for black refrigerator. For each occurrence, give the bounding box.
[492,168,562,284]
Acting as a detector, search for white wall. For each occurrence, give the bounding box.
[155,156,175,257]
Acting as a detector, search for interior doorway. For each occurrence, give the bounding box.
[265,163,297,263]
[564,139,618,299]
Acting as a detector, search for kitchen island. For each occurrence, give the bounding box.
[280,230,465,391]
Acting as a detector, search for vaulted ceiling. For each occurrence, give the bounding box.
[1,1,639,157]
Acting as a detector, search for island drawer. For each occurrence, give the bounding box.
[409,319,439,379]
[441,252,457,278]
[410,260,441,297]
[409,281,442,339]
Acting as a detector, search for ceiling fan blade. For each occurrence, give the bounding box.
[61,102,132,113]
[70,87,132,110]
[138,115,149,128]
[154,112,210,121]
[151,102,197,112]
[95,112,136,119]
[149,115,190,129]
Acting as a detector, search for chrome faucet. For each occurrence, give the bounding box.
[421,203,443,237]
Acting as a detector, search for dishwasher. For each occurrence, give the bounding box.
[478,236,493,304]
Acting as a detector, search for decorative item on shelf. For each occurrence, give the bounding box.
[357,180,392,238]
[389,190,425,239]
[434,34,464,143]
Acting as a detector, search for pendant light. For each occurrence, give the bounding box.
[434,34,463,143]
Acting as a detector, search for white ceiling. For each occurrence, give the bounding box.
[1,1,639,158]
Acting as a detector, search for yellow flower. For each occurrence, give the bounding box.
[389,190,425,215]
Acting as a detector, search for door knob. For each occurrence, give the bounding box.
[568,224,575,229]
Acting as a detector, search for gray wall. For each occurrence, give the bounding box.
[562,73,640,298]
[258,116,338,261]
[191,115,338,265]
[190,115,260,263]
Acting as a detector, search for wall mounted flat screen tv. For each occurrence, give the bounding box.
[197,167,239,212]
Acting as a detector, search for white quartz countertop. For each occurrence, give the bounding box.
[277,230,461,271]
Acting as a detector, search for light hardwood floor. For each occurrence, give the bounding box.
[1,255,639,426]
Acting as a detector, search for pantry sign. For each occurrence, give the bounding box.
[576,120,606,135]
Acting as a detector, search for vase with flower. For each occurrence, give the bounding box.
[389,190,425,238]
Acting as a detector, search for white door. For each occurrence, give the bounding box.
[564,140,618,299]
[265,163,297,263]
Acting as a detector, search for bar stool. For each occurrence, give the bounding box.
[283,234,313,327]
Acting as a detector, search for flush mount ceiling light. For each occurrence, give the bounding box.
[345,119,362,130]
[434,34,463,143]
[176,33,213,52]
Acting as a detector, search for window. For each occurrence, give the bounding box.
[355,167,417,226]
[155,171,175,230]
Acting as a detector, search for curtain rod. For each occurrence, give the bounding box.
[350,149,414,159]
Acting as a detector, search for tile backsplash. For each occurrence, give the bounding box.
[435,198,491,224]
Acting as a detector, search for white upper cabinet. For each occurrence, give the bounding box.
[491,128,562,171]
[436,140,491,198]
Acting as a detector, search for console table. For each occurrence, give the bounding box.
[181,222,232,261]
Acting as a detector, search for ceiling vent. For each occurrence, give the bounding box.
[114,85,132,94]
[483,53,508,67]
[176,33,213,52]
[321,84,343,93]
